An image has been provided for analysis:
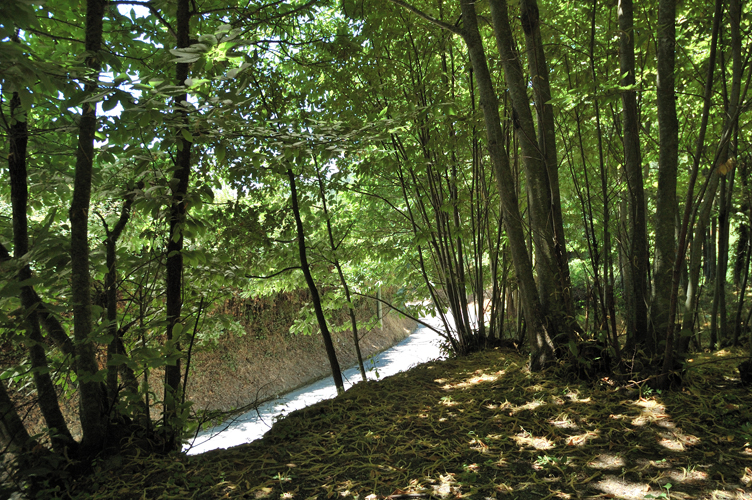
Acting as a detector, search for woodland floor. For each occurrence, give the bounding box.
[64,347,752,500]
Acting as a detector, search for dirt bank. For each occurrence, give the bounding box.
[11,290,416,439]
[185,291,417,413]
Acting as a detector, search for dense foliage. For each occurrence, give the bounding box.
[1,0,751,494]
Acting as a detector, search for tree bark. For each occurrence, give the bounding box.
[650,0,678,358]
[102,188,138,408]
[618,0,649,352]
[518,0,576,337]
[0,379,34,453]
[69,0,107,457]
[487,0,573,345]
[681,171,718,353]
[714,172,732,345]
[588,0,617,359]
[733,223,748,288]
[314,163,366,381]
[9,91,75,454]
[287,168,345,393]
[163,0,192,449]
[459,0,555,369]
[713,0,743,347]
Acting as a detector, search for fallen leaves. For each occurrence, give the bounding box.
[67,349,752,500]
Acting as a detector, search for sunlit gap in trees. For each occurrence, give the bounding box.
[79,3,198,154]
[97,3,153,122]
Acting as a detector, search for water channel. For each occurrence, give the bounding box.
[185,322,445,455]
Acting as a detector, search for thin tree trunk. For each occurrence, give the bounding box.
[0,240,75,357]
[681,170,719,353]
[519,0,576,334]
[715,0,743,347]
[733,223,748,288]
[314,162,366,381]
[9,91,74,454]
[287,168,344,394]
[733,227,750,346]
[710,218,717,282]
[101,188,138,407]
[163,0,192,449]
[589,0,616,357]
[734,165,752,345]
[618,0,649,353]
[488,0,574,345]
[386,0,556,365]
[715,173,732,345]
[0,379,34,453]
[70,0,107,456]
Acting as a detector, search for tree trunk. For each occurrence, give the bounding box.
[9,91,75,454]
[734,163,752,345]
[0,379,34,453]
[681,170,719,353]
[714,0,743,347]
[518,0,576,337]
[163,0,192,449]
[459,0,555,369]
[714,173,732,346]
[314,163,366,381]
[69,0,107,457]
[488,0,574,345]
[732,224,750,346]
[618,0,649,353]
[733,223,748,288]
[650,0,678,359]
[709,218,717,282]
[287,168,345,393]
[588,0,617,360]
[102,189,138,408]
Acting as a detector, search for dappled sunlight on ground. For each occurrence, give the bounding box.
[513,428,555,449]
[502,398,545,414]
[708,489,752,499]
[630,397,702,452]
[72,348,752,499]
[564,390,591,403]
[592,475,652,500]
[742,467,752,487]
[549,412,578,429]
[565,429,599,446]
[631,398,669,426]
[435,367,509,390]
[588,453,626,470]
[665,467,711,485]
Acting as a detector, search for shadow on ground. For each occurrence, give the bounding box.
[68,348,752,499]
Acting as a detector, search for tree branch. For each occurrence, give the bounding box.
[386,0,463,35]
[0,242,75,357]
[351,291,450,341]
[245,266,301,280]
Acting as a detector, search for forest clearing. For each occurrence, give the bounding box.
[3,0,752,497]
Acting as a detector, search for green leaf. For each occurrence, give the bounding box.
[102,94,119,112]
[216,142,226,164]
